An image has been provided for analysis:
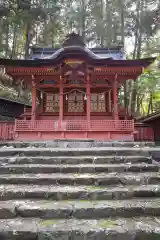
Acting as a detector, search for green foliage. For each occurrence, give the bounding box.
[136,63,160,115]
[0,0,159,111]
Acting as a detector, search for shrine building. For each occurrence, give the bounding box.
[0,33,155,141]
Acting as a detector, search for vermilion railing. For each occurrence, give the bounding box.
[0,122,15,140]
[0,120,154,141]
[15,120,134,132]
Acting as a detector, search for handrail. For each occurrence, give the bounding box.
[15,120,134,132]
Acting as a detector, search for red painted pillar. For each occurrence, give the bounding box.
[113,74,118,120]
[59,85,63,129]
[108,90,111,113]
[31,81,36,120]
[86,79,91,130]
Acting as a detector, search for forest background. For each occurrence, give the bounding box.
[0,0,159,116]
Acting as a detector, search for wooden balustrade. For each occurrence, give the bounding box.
[15,120,134,132]
[0,122,15,140]
[0,120,154,142]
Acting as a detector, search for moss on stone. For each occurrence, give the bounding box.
[40,219,57,226]
[97,220,118,228]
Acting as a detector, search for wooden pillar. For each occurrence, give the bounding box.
[86,77,91,129]
[59,85,63,128]
[40,92,44,113]
[31,81,36,120]
[124,81,128,119]
[112,74,118,120]
[108,90,111,113]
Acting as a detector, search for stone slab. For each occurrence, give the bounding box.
[0,163,158,174]
[0,172,159,185]
[0,147,156,157]
[0,199,160,219]
[0,217,159,240]
[0,184,159,201]
[0,141,155,149]
[0,155,152,165]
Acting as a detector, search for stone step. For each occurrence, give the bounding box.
[0,147,157,157]
[0,199,160,219]
[0,172,159,185]
[0,184,159,201]
[0,140,155,149]
[0,141,158,240]
[0,163,158,174]
[0,217,159,240]
[0,155,152,165]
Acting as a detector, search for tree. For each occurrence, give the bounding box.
[0,0,159,110]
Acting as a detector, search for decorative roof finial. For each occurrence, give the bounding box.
[63,32,85,47]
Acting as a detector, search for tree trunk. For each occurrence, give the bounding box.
[133,0,141,59]
[131,79,137,115]
[105,0,112,47]
[128,80,133,114]
[120,0,125,46]
[137,94,144,115]
[148,92,153,114]
[24,22,32,59]
[131,0,144,114]
[10,25,17,59]
[80,0,86,39]
[4,19,9,57]
[119,0,128,114]
[100,0,104,47]
[136,0,144,58]
[0,18,3,48]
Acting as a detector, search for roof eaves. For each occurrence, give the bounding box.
[0,97,31,106]
[138,112,160,122]
[30,46,124,54]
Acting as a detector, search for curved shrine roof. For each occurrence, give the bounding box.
[0,33,156,68]
[43,46,110,60]
[0,57,155,68]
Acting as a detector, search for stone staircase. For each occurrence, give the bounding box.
[0,141,159,239]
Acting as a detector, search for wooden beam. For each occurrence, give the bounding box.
[59,85,63,127]
[108,90,112,113]
[37,84,60,89]
[94,66,142,73]
[31,81,36,120]
[112,74,118,120]
[86,76,91,129]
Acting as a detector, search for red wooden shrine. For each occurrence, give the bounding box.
[0,33,155,141]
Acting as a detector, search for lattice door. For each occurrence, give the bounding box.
[91,93,106,112]
[45,93,59,112]
[67,90,84,113]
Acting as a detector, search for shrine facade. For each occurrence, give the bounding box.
[0,33,155,141]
